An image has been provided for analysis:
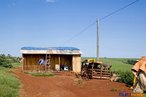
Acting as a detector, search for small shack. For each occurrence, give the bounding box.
[20,47,82,72]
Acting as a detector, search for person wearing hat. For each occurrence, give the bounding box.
[132,56,146,93]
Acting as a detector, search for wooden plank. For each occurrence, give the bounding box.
[88,66,112,79]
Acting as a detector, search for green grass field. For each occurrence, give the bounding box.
[0,64,20,97]
[82,57,138,72]
[100,58,135,72]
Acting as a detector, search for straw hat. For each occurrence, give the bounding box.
[140,56,146,60]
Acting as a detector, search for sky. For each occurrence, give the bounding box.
[0,0,145,58]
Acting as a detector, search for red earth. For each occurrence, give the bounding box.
[13,68,132,97]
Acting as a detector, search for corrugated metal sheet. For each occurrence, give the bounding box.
[20,47,82,55]
[21,47,80,50]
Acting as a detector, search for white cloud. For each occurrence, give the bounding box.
[46,0,56,3]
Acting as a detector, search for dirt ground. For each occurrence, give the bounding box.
[13,68,132,97]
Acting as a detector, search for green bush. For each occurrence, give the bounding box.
[117,71,134,86]
[0,54,13,68]
[123,59,138,65]
[0,54,19,68]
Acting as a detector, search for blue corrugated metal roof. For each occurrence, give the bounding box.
[21,47,80,50]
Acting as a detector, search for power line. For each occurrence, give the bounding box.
[99,0,140,21]
[63,22,96,45]
[63,0,140,45]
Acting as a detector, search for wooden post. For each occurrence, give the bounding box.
[96,18,99,61]
[59,55,60,71]
[45,54,47,72]
[21,54,24,72]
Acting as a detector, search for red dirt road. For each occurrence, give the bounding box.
[14,68,132,97]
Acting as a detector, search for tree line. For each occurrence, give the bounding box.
[0,54,19,68]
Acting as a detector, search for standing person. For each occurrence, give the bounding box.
[20,57,24,65]
[20,57,24,71]
[81,63,89,80]
[132,56,146,93]
[81,59,88,70]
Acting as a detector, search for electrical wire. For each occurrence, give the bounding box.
[99,0,140,21]
[63,0,140,45]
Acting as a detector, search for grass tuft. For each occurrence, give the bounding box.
[110,87,118,92]
[29,72,55,77]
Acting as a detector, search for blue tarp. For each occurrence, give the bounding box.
[21,47,80,51]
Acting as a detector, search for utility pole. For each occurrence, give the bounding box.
[96,18,99,61]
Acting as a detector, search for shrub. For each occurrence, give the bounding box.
[0,54,18,68]
[122,59,138,65]
[116,71,134,86]
[0,54,15,68]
